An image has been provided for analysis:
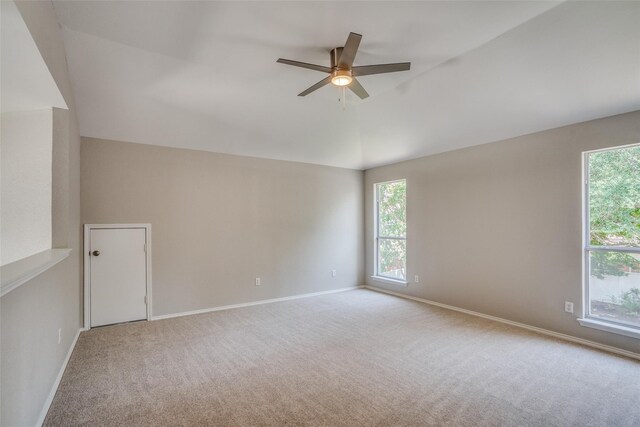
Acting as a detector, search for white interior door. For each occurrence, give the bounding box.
[90,228,147,327]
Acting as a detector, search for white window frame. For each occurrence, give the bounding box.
[372,179,408,286]
[578,144,640,339]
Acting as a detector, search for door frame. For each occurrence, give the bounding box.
[83,223,152,329]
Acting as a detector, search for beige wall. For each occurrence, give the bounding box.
[81,138,365,317]
[1,2,82,426]
[1,109,53,265]
[365,110,640,354]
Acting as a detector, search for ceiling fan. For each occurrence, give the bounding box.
[277,32,411,99]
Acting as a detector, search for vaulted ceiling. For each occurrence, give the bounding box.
[53,1,640,170]
[1,0,66,112]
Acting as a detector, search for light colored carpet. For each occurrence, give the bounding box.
[45,289,640,426]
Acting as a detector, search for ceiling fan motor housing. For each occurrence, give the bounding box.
[330,47,353,86]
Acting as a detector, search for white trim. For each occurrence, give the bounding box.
[586,245,640,253]
[0,249,71,297]
[373,178,407,187]
[365,286,640,361]
[151,286,363,321]
[578,318,640,340]
[371,275,408,286]
[581,150,589,319]
[83,228,89,329]
[36,327,84,427]
[83,224,152,329]
[583,141,640,155]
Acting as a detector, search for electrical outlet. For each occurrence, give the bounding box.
[414,275,420,283]
[255,277,261,286]
[564,301,574,314]
[58,328,62,344]
[331,269,337,277]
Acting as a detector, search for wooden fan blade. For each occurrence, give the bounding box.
[277,58,332,73]
[298,76,333,96]
[352,62,411,76]
[348,78,369,99]
[338,32,362,69]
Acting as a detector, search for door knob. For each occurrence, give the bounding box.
[92,250,100,256]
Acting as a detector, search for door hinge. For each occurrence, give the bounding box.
[144,295,147,305]
[144,244,147,253]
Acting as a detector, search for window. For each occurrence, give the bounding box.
[582,144,640,335]
[374,179,407,283]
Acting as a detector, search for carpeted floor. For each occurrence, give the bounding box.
[45,289,640,426]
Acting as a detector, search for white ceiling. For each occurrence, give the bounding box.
[52,1,639,170]
[1,0,67,112]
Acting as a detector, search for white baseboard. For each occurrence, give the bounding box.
[36,327,85,427]
[151,286,364,321]
[365,286,640,361]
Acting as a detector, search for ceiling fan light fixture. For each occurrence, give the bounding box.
[331,70,352,87]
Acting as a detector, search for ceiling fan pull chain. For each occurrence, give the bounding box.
[342,86,346,110]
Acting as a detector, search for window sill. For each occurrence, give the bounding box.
[371,276,408,287]
[577,318,640,340]
[1,248,72,297]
